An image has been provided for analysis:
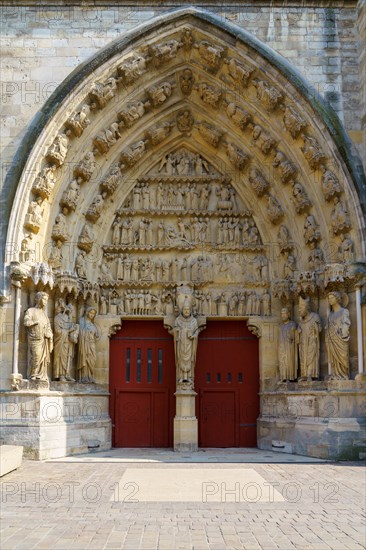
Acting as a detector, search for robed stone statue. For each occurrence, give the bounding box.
[171,300,200,386]
[298,297,322,381]
[325,291,351,379]
[77,306,98,383]
[278,307,298,382]
[53,299,79,382]
[24,291,53,381]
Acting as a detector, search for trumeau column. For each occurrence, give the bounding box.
[164,288,206,452]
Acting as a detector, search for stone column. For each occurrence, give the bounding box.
[355,285,365,378]
[174,385,198,452]
[10,280,23,390]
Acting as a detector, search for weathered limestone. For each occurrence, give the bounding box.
[0,445,23,477]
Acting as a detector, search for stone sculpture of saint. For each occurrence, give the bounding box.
[278,307,298,382]
[325,292,351,379]
[24,291,53,381]
[53,300,79,382]
[297,297,322,380]
[77,307,99,383]
[171,301,199,385]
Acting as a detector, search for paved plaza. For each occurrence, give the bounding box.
[1,449,365,550]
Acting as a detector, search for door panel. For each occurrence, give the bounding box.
[196,321,259,448]
[110,321,175,447]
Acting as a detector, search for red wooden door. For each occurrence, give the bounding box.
[196,321,259,447]
[110,321,175,447]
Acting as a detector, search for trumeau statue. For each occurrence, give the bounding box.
[325,291,351,380]
[53,300,78,382]
[24,292,53,382]
[298,297,322,381]
[170,299,200,387]
[77,307,99,383]
[278,307,298,382]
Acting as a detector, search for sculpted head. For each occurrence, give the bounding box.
[86,307,97,321]
[182,305,191,318]
[328,291,342,307]
[281,307,290,322]
[35,291,48,308]
[298,297,310,318]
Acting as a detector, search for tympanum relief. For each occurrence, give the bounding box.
[97,149,272,321]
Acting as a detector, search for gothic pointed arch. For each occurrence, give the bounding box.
[3,6,365,383]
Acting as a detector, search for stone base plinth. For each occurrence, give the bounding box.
[174,388,198,452]
[0,445,23,477]
[258,381,366,460]
[0,384,112,460]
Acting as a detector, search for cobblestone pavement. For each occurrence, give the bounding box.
[1,454,365,550]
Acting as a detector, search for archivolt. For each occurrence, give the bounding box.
[5,7,366,286]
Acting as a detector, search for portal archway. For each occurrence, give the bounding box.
[2,7,365,459]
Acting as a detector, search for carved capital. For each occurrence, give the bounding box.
[247,320,262,338]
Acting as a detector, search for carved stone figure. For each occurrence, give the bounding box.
[273,151,298,184]
[146,121,173,145]
[325,291,351,380]
[150,39,182,65]
[75,250,87,278]
[148,81,174,107]
[120,140,146,167]
[262,291,271,316]
[277,225,292,253]
[89,77,117,109]
[225,142,249,170]
[179,68,194,95]
[24,197,43,233]
[60,179,80,212]
[278,307,298,382]
[78,223,96,253]
[20,234,35,263]
[48,239,63,271]
[99,257,114,283]
[248,167,269,196]
[194,82,222,108]
[224,58,254,86]
[73,151,95,182]
[77,307,98,383]
[308,242,325,270]
[32,165,57,199]
[65,104,91,137]
[266,195,284,224]
[118,101,148,128]
[330,197,351,235]
[225,101,252,130]
[118,54,149,84]
[252,125,276,155]
[282,105,307,138]
[194,40,224,70]
[100,164,122,195]
[304,215,321,244]
[338,234,354,262]
[86,193,106,223]
[298,297,321,380]
[320,166,343,201]
[52,208,69,242]
[54,300,78,382]
[24,292,53,381]
[292,182,311,213]
[197,121,223,147]
[252,79,283,111]
[177,110,194,135]
[301,134,326,169]
[93,122,121,154]
[171,300,200,385]
[284,252,297,279]
[46,133,69,166]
